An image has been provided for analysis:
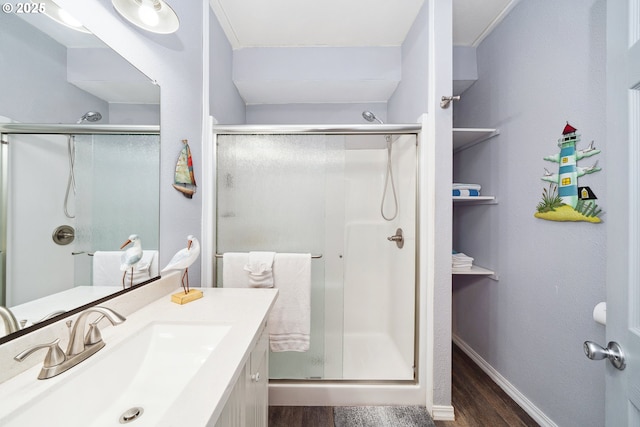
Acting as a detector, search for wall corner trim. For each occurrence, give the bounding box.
[452,335,558,427]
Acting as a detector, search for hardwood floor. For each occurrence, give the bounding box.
[433,344,539,427]
[268,344,539,427]
[269,406,335,427]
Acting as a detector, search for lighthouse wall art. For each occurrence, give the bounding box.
[534,123,603,223]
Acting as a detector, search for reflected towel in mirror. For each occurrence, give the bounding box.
[93,250,158,286]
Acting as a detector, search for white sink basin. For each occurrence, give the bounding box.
[1,322,231,427]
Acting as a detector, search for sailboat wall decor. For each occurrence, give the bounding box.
[172,139,197,198]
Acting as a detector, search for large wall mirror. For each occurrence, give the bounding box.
[0,2,161,342]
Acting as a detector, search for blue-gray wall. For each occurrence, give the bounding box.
[452,1,606,425]
[246,102,387,124]
[0,13,108,123]
[57,0,206,286]
[209,7,245,125]
[388,0,428,123]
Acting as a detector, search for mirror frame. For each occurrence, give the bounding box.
[0,276,159,346]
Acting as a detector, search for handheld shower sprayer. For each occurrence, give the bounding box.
[362,110,384,124]
[361,111,398,221]
[77,111,102,124]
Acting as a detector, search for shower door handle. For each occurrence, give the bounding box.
[387,228,404,249]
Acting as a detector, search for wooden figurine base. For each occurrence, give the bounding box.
[171,289,203,305]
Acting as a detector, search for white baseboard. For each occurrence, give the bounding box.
[452,335,558,427]
[431,405,455,421]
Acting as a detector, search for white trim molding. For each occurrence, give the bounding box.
[431,405,455,421]
[452,335,558,427]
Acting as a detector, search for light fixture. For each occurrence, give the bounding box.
[112,0,179,34]
[35,0,91,34]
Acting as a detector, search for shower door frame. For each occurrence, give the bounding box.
[205,123,425,392]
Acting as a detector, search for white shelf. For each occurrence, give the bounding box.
[453,128,499,152]
[453,265,498,280]
[452,196,496,203]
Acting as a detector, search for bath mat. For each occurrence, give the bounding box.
[333,406,436,427]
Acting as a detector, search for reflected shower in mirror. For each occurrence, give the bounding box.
[1,131,160,339]
[0,1,161,341]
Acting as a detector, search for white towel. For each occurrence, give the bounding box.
[243,251,276,288]
[222,252,250,288]
[222,252,311,352]
[268,253,311,352]
[453,183,482,191]
[128,250,158,283]
[452,252,474,270]
[93,250,158,286]
[93,251,122,286]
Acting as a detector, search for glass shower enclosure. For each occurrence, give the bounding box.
[215,130,417,382]
[0,126,159,311]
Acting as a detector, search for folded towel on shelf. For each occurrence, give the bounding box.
[452,251,474,270]
[243,251,276,288]
[222,252,311,352]
[453,183,482,197]
[93,250,158,286]
[453,183,482,190]
[453,189,480,197]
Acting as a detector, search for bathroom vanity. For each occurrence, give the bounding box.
[0,282,277,427]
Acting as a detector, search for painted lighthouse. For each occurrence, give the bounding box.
[535,122,602,223]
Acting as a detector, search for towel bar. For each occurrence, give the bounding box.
[215,253,322,259]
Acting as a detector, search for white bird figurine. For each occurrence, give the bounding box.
[120,234,143,289]
[161,235,200,294]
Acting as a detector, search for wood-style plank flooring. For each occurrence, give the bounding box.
[434,344,539,427]
[268,344,539,427]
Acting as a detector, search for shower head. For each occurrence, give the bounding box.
[362,111,384,124]
[77,111,102,124]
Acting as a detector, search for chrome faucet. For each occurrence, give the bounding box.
[14,306,126,380]
[66,307,125,356]
[0,306,21,334]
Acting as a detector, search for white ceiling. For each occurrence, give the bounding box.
[453,0,519,46]
[211,0,426,48]
[211,0,519,104]
[211,0,519,49]
[20,1,519,106]
[17,10,156,104]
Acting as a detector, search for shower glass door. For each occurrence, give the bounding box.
[216,133,416,381]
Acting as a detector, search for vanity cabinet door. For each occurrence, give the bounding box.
[247,324,269,427]
[213,364,247,427]
[214,322,268,427]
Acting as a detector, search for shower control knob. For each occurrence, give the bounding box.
[387,228,404,249]
[583,340,626,370]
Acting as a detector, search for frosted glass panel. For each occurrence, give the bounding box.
[217,134,344,379]
[74,134,160,285]
[216,132,416,381]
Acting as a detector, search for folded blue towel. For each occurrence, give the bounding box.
[453,189,480,197]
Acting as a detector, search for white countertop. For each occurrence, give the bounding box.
[7,286,120,331]
[0,287,278,426]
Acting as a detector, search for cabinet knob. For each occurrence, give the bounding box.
[251,372,261,382]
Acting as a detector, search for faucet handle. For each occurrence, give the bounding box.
[84,315,106,346]
[14,339,66,368]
